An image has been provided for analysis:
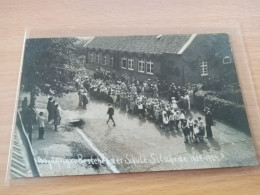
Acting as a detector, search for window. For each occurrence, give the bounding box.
[146,60,154,74]
[103,54,106,65]
[121,56,127,69]
[110,57,114,66]
[138,59,145,73]
[89,53,94,63]
[223,56,232,64]
[200,60,208,76]
[96,54,100,64]
[128,58,134,70]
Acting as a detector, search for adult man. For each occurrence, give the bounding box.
[205,107,213,138]
[24,104,36,143]
[106,104,116,126]
[47,97,53,122]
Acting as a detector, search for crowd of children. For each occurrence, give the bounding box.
[79,68,206,144]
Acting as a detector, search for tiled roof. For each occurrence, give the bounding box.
[84,34,192,55]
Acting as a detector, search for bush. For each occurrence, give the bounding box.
[205,90,243,105]
[194,91,250,134]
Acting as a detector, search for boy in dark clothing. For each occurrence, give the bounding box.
[106,104,116,126]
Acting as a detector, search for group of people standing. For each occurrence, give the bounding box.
[79,68,214,144]
[21,96,61,142]
[47,97,61,132]
[77,91,88,109]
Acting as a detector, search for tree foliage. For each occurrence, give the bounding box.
[21,38,78,100]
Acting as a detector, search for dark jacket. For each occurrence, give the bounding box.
[107,107,114,116]
[205,111,213,126]
[82,94,88,105]
[47,100,52,111]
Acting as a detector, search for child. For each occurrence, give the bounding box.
[180,109,185,127]
[154,107,160,124]
[171,97,178,109]
[129,99,135,114]
[198,117,205,141]
[175,110,180,130]
[166,105,171,117]
[159,109,163,128]
[163,113,169,131]
[37,112,45,140]
[168,112,175,131]
[187,116,194,141]
[137,101,144,119]
[193,119,199,143]
[181,119,189,143]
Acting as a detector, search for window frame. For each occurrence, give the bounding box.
[200,60,208,76]
[96,54,100,64]
[103,54,107,65]
[146,59,154,75]
[138,59,145,73]
[128,58,134,70]
[223,56,232,64]
[89,53,94,63]
[121,56,127,69]
[110,56,114,66]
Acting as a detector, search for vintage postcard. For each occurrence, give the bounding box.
[9,33,258,178]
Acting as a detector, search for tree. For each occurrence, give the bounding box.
[21,38,78,106]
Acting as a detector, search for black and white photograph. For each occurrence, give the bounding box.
[9,33,258,178]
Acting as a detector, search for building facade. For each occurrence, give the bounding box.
[84,34,237,87]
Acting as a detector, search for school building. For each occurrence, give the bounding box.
[83,33,237,86]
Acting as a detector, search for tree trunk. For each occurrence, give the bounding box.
[30,90,37,107]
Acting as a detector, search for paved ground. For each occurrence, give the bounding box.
[17,92,111,177]
[59,93,258,173]
[17,92,258,176]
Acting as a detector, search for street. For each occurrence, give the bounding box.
[19,91,257,175]
[57,92,258,173]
